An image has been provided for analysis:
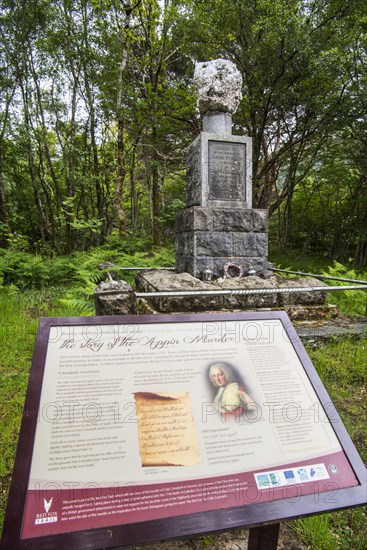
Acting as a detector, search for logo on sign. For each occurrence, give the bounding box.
[44,497,53,513]
[35,497,58,525]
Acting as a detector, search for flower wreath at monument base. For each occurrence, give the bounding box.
[223,262,244,279]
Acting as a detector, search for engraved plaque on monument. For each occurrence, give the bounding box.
[208,140,246,202]
[186,133,252,209]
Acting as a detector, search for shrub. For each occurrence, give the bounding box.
[322,261,367,316]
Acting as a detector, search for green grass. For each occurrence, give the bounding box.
[0,290,39,530]
[0,285,89,529]
[293,338,367,549]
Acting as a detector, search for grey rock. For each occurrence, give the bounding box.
[94,280,136,315]
[98,261,115,270]
[175,207,213,233]
[194,59,242,115]
[176,208,268,234]
[175,229,269,278]
[213,209,253,232]
[278,277,328,306]
[175,233,192,256]
[173,58,268,282]
[186,137,202,206]
[136,270,209,291]
[135,270,328,313]
[96,279,130,292]
[232,233,268,257]
[295,315,367,341]
[198,256,269,279]
[175,254,269,279]
[196,232,232,256]
[251,210,269,232]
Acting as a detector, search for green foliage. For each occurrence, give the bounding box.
[159,198,186,231]
[0,250,77,289]
[54,242,175,314]
[198,535,215,547]
[0,238,175,317]
[328,507,367,550]
[0,227,30,251]
[55,248,119,315]
[0,251,49,288]
[1,0,367,261]
[322,261,367,316]
[280,144,367,261]
[103,232,153,255]
[270,252,367,316]
[270,248,335,274]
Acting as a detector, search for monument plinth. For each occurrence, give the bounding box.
[175,58,268,279]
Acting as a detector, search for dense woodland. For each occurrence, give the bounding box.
[1,0,367,264]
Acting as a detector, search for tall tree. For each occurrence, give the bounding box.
[0,55,14,246]
[179,0,361,219]
[132,0,185,245]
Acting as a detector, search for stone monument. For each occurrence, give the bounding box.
[175,59,268,279]
[96,59,329,318]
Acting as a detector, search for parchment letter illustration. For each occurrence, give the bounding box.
[134,392,201,467]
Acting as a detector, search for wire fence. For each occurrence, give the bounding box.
[112,266,367,299]
[135,285,367,298]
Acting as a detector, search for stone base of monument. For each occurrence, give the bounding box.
[175,207,269,278]
[135,270,332,319]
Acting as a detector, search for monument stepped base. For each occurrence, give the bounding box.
[175,207,269,278]
[135,270,331,319]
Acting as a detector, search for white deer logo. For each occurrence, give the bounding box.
[44,497,53,513]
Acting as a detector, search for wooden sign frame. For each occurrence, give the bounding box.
[1,312,366,550]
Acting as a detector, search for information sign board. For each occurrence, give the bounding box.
[1,312,366,549]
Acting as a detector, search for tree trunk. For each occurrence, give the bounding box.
[130,145,138,234]
[0,89,14,247]
[151,160,161,246]
[81,1,105,242]
[0,135,10,247]
[115,2,139,238]
[354,206,367,266]
[115,112,127,238]
[29,49,63,238]
[0,167,10,248]
[64,76,79,252]
[20,80,48,246]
